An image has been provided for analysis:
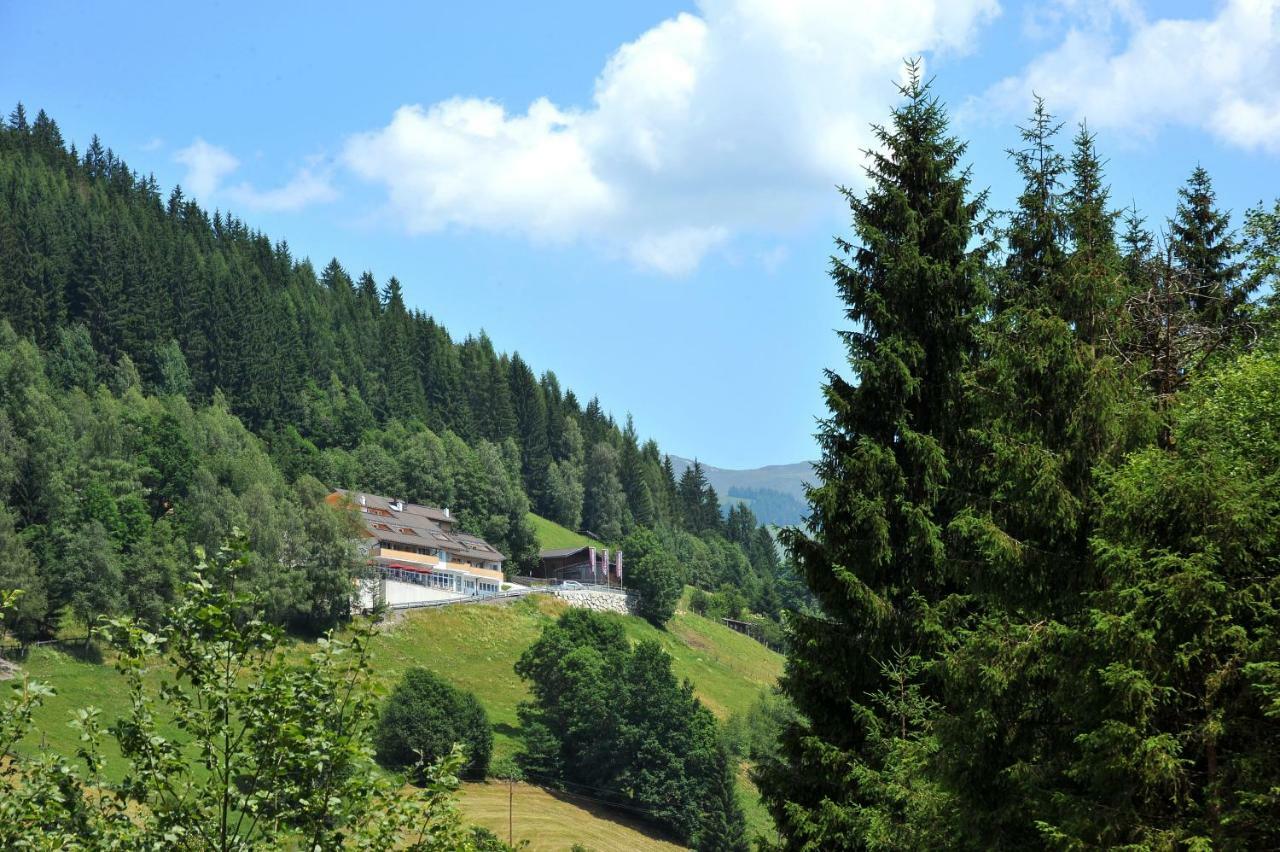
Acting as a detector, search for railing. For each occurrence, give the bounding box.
[373,585,546,612]
[365,577,636,614]
[0,635,99,662]
[512,576,633,597]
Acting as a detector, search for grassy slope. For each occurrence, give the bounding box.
[16,593,782,845]
[526,512,599,551]
[460,781,685,851]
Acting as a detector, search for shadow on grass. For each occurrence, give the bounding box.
[1,638,105,665]
[62,639,104,665]
[493,722,522,740]
[542,785,683,847]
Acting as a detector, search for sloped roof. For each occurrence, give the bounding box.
[539,546,593,560]
[330,489,506,563]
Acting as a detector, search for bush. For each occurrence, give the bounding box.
[375,668,492,779]
[622,529,682,627]
[689,587,709,616]
[715,584,747,620]
[516,612,748,848]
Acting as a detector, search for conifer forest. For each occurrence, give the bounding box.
[2,14,1280,850]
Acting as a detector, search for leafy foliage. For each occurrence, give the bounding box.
[376,667,493,780]
[621,528,682,627]
[516,609,748,849]
[0,537,508,850]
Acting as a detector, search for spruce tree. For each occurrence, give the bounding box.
[1063,122,1126,343]
[582,442,630,542]
[1045,349,1280,847]
[507,353,551,511]
[677,460,716,532]
[8,102,28,133]
[1169,165,1244,328]
[756,65,988,847]
[938,103,1138,847]
[378,276,424,420]
[1001,97,1067,310]
[618,415,654,526]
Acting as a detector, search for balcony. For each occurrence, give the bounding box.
[375,547,441,568]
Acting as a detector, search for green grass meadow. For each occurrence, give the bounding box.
[12,582,782,846]
[525,512,601,551]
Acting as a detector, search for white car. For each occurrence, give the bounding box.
[560,581,585,590]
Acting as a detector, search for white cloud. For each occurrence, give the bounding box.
[342,0,1001,275]
[174,138,239,200]
[225,158,338,212]
[345,98,613,238]
[982,0,1280,153]
[174,140,337,212]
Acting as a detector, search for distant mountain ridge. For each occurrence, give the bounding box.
[668,456,815,526]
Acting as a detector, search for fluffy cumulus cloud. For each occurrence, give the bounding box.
[173,138,239,200]
[343,0,1001,275]
[983,0,1280,153]
[174,140,337,212]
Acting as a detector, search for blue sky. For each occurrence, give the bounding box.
[3,1,1278,467]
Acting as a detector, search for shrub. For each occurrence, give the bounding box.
[375,668,492,779]
[621,530,682,627]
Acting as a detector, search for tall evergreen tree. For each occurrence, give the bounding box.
[378,276,424,420]
[938,103,1141,846]
[618,415,655,527]
[1063,122,1126,342]
[507,353,551,512]
[8,102,28,134]
[582,442,630,541]
[677,460,719,533]
[757,66,989,847]
[1169,165,1244,328]
[1001,97,1067,310]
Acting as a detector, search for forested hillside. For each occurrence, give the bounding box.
[669,457,813,527]
[0,103,797,640]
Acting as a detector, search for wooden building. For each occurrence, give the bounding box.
[533,545,622,586]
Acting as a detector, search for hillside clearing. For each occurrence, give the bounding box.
[527,512,600,552]
[461,780,686,851]
[13,592,781,843]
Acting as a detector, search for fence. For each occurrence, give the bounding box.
[378,586,539,612]
[511,576,634,597]
[0,634,97,661]
[361,574,637,615]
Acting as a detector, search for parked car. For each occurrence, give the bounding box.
[560,580,585,590]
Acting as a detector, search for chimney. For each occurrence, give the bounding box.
[359,494,366,507]
[444,507,450,518]
[389,499,404,512]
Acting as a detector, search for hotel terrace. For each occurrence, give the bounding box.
[327,489,506,600]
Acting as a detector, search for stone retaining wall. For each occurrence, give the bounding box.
[554,589,636,615]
